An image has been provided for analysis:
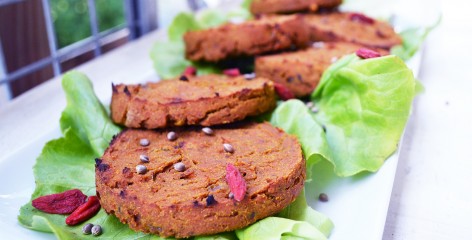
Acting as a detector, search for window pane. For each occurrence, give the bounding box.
[51,0,91,48]
[95,0,125,32]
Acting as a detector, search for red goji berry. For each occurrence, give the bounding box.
[356,48,382,59]
[349,13,375,24]
[182,66,197,76]
[225,164,247,202]
[223,68,241,77]
[273,82,295,100]
[65,196,101,226]
[32,189,87,214]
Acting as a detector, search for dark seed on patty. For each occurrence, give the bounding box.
[223,143,234,153]
[174,162,186,172]
[167,132,177,141]
[140,138,150,146]
[140,154,149,163]
[244,73,256,80]
[136,165,147,174]
[202,127,214,135]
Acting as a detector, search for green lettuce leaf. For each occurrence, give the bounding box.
[18,72,165,239]
[150,8,251,79]
[271,55,416,177]
[167,12,201,41]
[391,16,440,61]
[60,71,121,155]
[18,71,332,239]
[269,100,331,181]
[241,0,253,11]
[235,217,327,240]
[277,190,333,237]
[235,190,333,240]
[194,232,238,240]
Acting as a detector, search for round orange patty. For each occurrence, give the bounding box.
[95,122,305,238]
[111,74,276,129]
[250,0,342,14]
[184,15,310,62]
[305,12,402,49]
[255,42,389,97]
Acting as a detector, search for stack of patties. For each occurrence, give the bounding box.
[96,0,403,237]
[96,73,306,237]
[184,0,401,97]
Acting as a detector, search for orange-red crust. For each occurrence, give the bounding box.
[304,12,402,49]
[250,0,342,14]
[110,74,276,129]
[255,42,389,97]
[96,122,305,238]
[184,15,310,62]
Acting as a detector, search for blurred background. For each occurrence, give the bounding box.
[0,0,231,105]
[0,0,438,106]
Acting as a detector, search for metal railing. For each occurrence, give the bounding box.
[0,0,158,104]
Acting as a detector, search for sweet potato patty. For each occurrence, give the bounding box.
[255,42,389,97]
[184,14,310,62]
[96,121,305,238]
[250,0,342,14]
[110,74,276,129]
[305,12,402,49]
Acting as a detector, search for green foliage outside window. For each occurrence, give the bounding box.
[51,0,125,48]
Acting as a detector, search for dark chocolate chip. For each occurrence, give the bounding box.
[133,214,141,223]
[111,83,118,93]
[287,77,294,83]
[97,163,109,172]
[179,75,189,81]
[109,134,118,145]
[173,141,185,149]
[215,92,220,97]
[193,200,200,207]
[297,74,303,82]
[249,212,256,219]
[119,190,126,198]
[206,195,217,206]
[123,86,131,97]
[95,158,102,167]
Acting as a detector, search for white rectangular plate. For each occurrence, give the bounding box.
[0,51,422,240]
[0,1,425,236]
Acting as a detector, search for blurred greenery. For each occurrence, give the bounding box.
[51,0,125,48]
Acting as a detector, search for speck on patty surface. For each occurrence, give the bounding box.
[110,74,276,129]
[95,122,305,238]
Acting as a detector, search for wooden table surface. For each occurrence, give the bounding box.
[1,1,471,239]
